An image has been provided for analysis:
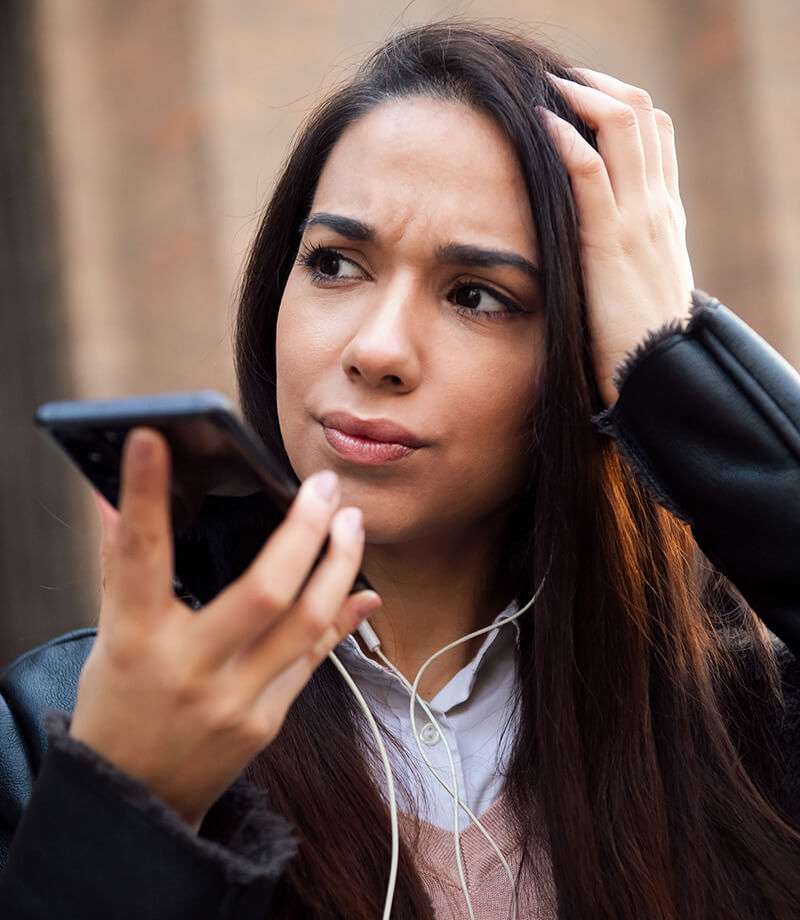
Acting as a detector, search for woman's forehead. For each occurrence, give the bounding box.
[311,97,538,257]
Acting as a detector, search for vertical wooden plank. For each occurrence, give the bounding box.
[0,1,91,666]
[665,0,787,352]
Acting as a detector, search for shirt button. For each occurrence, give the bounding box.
[420,722,440,746]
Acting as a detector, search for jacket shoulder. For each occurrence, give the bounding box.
[0,628,96,821]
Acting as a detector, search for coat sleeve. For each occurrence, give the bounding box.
[0,706,298,919]
[592,288,800,660]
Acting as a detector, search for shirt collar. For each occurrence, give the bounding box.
[335,598,521,713]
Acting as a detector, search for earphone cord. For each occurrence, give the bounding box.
[327,566,549,919]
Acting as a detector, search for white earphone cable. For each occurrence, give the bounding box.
[373,643,498,920]
[327,568,548,918]
[326,651,400,920]
[370,637,478,919]
[402,573,546,918]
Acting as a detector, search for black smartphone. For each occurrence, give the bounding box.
[34,390,371,609]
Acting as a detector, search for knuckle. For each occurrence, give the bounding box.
[246,576,291,613]
[116,522,162,562]
[240,715,270,750]
[612,103,638,131]
[646,207,669,237]
[654,108,674,132]
[167,659,206,708]
[207,693,245,734]
[100,629,145,672]
[255,707,284,745]
[296,602,333,643]
[627,87,654,112]
[577,152,606,179]
[310,623,340,661]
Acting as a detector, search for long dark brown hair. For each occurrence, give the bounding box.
[233,18,800,919]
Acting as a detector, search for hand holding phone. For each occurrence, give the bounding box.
[34,389,372,605]
[70,427,382,830]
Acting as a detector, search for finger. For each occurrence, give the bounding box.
[194,469,342,665]
[653,108,680,202]
[108,427,174,614]
[235,507,372,701]
[93,489,119,529]
[536,106,617,222]
[93,490,120,594]
[569,67,663,192]
[546,72,647,207]
[248,589,382,720]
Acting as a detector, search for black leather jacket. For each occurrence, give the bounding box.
[1,290,799,919]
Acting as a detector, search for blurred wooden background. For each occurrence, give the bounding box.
[2,0,798,666]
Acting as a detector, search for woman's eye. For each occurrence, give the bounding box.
[449,284,524,319]
[315,251,362,279]
[297,244,525,320]
[298,245,363,281]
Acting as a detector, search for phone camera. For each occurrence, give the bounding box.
[88,450,104,464]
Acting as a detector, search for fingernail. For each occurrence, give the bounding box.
[129,429,154,463]
[313,469,339,501]
[339,507,363,534]
[358,592,382,617]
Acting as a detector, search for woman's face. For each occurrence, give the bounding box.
[276,96,544,545]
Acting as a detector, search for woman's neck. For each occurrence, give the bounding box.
[357,525,516,701]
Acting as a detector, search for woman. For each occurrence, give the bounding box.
[2,18,800,920]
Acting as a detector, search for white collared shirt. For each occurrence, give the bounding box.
[334,599,521,832]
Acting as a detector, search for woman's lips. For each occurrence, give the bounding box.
[321,424,417,465]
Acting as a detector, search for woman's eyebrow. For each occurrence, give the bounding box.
[437,242,540,280]
[298,211,541,280]
[299,212,374,241]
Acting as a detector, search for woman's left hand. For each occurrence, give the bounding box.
[537,68,696,409]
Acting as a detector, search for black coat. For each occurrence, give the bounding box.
[1,290,799,919]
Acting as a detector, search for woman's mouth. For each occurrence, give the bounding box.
[321,425,417,465]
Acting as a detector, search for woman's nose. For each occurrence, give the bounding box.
[339,285,423,391]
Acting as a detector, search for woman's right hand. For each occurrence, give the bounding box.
[68,426,381,832]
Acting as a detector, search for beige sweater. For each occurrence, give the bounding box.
[398,790,557,919]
